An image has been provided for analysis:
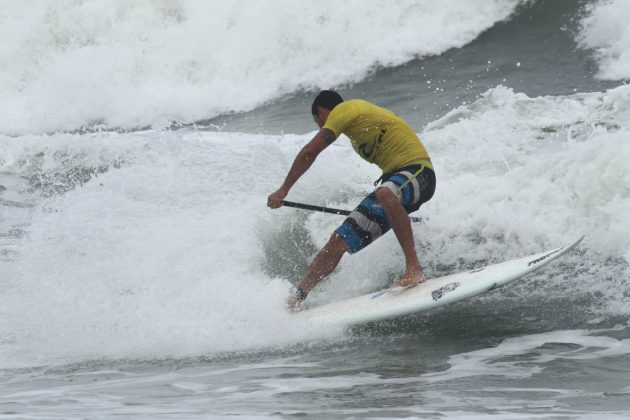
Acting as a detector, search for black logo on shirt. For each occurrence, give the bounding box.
[358,142,374,159]
[359,128,387,161]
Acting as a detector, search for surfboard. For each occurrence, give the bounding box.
[295,236,584,327]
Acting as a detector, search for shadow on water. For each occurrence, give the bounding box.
[351,292,625,341]
[24,156,123,198]
[4,150,124,198]
[258,213,318,282]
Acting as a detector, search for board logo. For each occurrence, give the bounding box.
[431,282,460,301]
[527,248,562,266]
[371,289,389,299]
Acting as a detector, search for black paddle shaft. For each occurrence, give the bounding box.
[282,200,421,223]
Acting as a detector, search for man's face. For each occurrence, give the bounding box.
[313,112,323,128]
[312,106,327,128]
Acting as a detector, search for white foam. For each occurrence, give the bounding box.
[0,131,350,367]
[420,85,630,314]
[423,84,630,258]
[577,0,630,80]
[1,84,629,367]
[0,0,525,135]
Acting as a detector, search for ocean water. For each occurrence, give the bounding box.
[1,0,629,418]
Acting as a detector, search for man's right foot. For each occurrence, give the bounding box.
[393,271,426,287]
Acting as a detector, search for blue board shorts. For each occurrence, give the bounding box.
[335,164,436,254]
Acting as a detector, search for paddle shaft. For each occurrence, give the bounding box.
[282,200,422,223]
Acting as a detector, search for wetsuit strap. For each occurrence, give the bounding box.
[373,164,426,194]
[393,165,425,197]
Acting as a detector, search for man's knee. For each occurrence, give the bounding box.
[375,186,400,208]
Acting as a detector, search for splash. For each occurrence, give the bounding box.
[577,0,630,81]
[0,0,525,135]
[1,85,629,367]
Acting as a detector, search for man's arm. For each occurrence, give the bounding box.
[267,128,337,208]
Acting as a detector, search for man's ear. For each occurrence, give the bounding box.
[317,106,330,121]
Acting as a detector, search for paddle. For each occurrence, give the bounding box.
[282,200,422,223]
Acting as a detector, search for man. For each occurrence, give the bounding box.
[267,90,436,311]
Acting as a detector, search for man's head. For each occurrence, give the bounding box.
[311,90,343,128]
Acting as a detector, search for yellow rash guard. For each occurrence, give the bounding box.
[323,99,432,173]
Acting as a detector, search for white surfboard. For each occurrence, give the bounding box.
[296,236,584,327]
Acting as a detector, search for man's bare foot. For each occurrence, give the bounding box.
[394,271,427,287]
[286,293,302,313]
[287,286,308,313]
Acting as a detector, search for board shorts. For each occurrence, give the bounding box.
[335,164,436,254]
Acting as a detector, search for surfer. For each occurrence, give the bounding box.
[267,90,436,311]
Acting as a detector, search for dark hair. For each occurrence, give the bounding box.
[311,90,344,116]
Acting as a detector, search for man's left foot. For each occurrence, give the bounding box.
[286,286,308,313]
[286,293,302,313]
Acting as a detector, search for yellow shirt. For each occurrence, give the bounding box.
[323,99,431,173]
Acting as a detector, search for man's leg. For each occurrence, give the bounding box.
[375,187,425,286]
[287,233,348,310]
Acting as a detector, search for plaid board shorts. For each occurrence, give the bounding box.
[335,164,436,254]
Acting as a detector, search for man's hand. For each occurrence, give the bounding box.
[267,188,288,209]
[267,128,335,211]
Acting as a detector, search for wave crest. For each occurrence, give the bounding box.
[0,0,524,135]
